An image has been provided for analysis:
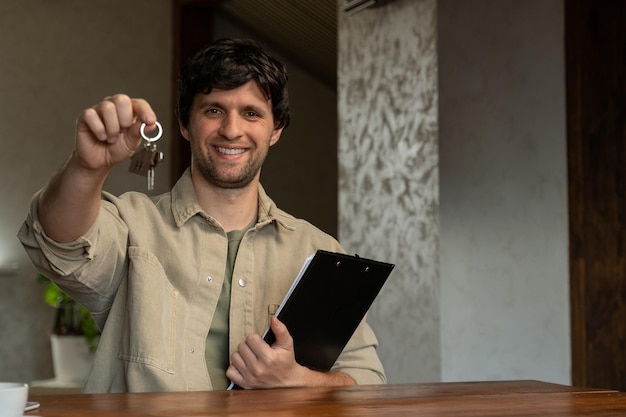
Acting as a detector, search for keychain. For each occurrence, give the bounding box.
[129,121,164,191]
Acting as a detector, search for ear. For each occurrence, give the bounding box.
[179,120,190,142]
[269,124,284,147]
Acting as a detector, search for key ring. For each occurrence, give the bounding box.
[140,121,163,143]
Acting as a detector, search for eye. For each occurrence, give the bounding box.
[205,108,222,116]
[244,111,258,118]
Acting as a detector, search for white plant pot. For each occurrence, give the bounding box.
[50,335,93,383]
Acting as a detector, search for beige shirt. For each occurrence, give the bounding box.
[18,169,386,392]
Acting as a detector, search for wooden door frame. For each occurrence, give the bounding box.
[170,0,221,185]
[567,0,626,390]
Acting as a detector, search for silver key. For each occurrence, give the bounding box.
[148,150,164,190]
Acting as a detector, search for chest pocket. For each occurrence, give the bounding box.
[117,246,179,374]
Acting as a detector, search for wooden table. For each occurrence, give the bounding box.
[26,380,626,416]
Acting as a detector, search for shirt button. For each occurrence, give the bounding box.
[206,276,213,283]
[190,347,195,354]
[238,278,246,287]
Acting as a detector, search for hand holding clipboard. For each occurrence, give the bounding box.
[228,250,394,390]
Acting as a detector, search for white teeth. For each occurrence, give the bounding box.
[217,147,245,155]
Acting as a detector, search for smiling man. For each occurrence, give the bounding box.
[18,38,386,392]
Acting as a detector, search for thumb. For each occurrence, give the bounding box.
[270,316,293,351]
[126,118,156,146]
[121,119,158,159]
[123,121,144,151]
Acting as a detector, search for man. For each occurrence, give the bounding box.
[18,38,385,392]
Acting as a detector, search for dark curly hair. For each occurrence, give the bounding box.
[177,38,290,130]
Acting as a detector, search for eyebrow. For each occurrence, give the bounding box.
[197,99,269,117]
[196,100,221,110]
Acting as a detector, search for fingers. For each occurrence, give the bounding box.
[228,334,271,385]
[79,94,157,142]
[228,324,300,389]
[233,335,261,369]
[227,338,256,388]
[230,321,293,375]
[225,365,243,387]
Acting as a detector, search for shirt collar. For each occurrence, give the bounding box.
[170,168,295,231]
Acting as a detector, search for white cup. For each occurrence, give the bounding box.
[0,382,28,417]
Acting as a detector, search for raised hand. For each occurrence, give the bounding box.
[75,94,158,172]
[37,94,159,242]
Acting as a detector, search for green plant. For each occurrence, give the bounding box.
[37,274,99,352]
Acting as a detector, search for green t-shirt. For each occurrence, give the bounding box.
[205,220,255,389]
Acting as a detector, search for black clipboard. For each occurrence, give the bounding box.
[228,250,394,389]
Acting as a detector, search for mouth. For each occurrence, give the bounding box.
[215,146,246,155]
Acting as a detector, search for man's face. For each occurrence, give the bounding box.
[180,80,283,190]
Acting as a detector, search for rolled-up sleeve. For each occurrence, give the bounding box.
[332,318,387,385]
[17,191,128,321]
[18,191,95,276]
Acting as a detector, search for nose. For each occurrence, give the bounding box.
[218,113,243,140]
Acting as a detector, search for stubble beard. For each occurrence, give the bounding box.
[191,141,267,190]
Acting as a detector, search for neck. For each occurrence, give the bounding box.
[191,172,259,232]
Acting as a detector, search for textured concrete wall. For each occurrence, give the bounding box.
[338,0,440,383]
